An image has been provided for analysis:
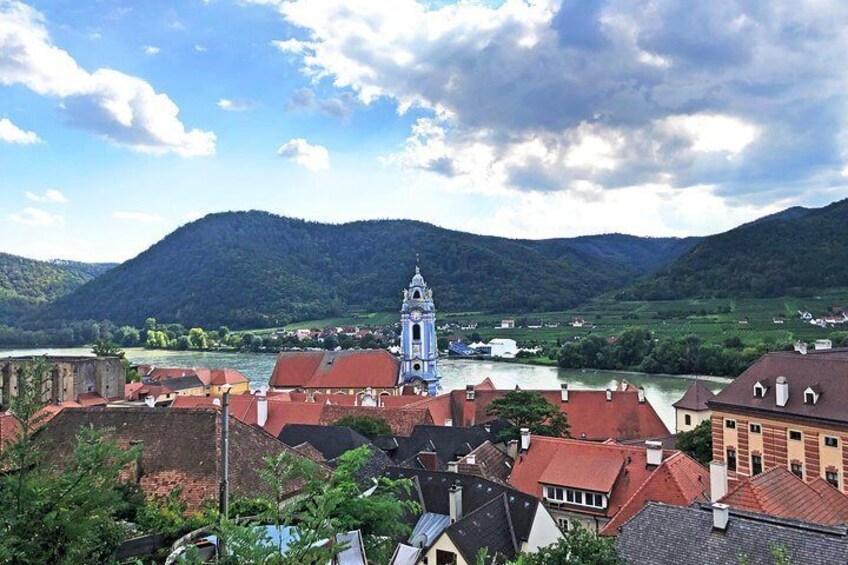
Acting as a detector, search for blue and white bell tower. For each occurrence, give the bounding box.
[400,266,440,395]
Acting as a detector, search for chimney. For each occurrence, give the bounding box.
[419,451,438,471]
[212,398,221,407]
[794,340,808,355]
[605,389,612,401]
[257,386,268,428]
[466,454,476,465]
[449,483,463,523]
[465,384,475,401]
[447,461,459,473]
[710,460,728,502]
[637,387,646,403]
[712,503,730,531]
[645,440,663,466]
[144,395,155,408]
[507,439,519,459]
[520,428,531,452]
[776,376,789,407]
[560,383,569,403]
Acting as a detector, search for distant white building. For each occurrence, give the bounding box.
[500,319,515,329]
[488,338,518,358]
[815,339,833,350]
[295,328,312,341]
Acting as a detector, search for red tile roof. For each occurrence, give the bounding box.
[509,436,695,524]
[318,405,435,436]
[77,393,108,407]
[141,367,249,387]
[600,452,710,535]
[718,467,848,526]
[0,412,20,453]
[451,385,669,441]
[269,350,400,389]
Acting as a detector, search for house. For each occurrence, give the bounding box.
[385,467,563,564]
[456,440,514,484]
[447,380,670,442]
[672,380,716,433]
[0,356,124,408]
[487,338,518,358]
[708,349,848,494]
[295,328,312,341]
[377,423,508,471]
[507,433,709,534]
[526,320,543,329]
[718,466,848,526]
[278,424,372,461]
[139,366,250,396]
[816,339,833,350]
[269,350,401,396]
[499,319,515,329]
[125,383,177,405]
[571,317,586,328]
[616,502,848,565]
[34,407,318,511]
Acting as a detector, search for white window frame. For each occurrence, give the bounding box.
[544,485,606,510]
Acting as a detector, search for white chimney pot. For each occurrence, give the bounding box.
[560,383,569,403]
[449,484,463,523]
[520,428,531,451]
[776,376,789,407]
[646,440,663,466]
[712,503,730,530]
[710,460,728,502]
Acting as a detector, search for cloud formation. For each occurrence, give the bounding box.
[256,0,848,205]
[0,117,40,144]
[217,98,255,111]
[10,207,63,227]
[0,1,215,156]
[26,189,67,203]
[276,138,330,171]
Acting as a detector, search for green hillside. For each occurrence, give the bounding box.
[623,198,848,300]
[0,253,115,324]
[41,212,699,328]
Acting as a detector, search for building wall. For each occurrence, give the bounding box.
[546,505,609,535]
[211,382,249,396]
[523,503,565,553]
[0,357,124,407]
[675,408,711,433]
[712,409,848,491]
[422,534,469,565]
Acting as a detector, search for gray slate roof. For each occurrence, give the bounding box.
[617,502,848,565]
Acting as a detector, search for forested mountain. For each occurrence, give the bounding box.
[0,254,115,324]
[623,198,848,300]
[40,212,699,328]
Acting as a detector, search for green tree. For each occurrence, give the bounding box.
[486,390,570,441]
[91,338,122,357]
[188,327,208,349]
[0,359,141,564]
[113,325,141,347]
[676,419,713,465]
[333,415,393,438]
[512,524,622,564]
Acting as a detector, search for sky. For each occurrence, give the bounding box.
[1,0,847,263]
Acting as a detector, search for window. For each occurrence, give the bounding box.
[827,471,840,489]
[556,517,570,531]
[725,419,736,429]
[546,486,564,502]
[413,290,421,299]
[789,430,802,441]
[825,436,839,448]
[805,391,817,404]
[749,423,762,433]
[684,414,692,426]
[546,486,605,509]
[751,454,763,476]
[791,462,803,479]
[754,385,765,398]
[412,324,421,341]
[436,550,457,565]
[727,448,737,472]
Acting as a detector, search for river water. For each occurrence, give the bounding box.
[0,347,730,430]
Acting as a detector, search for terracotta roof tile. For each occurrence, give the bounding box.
[269,350,400,389]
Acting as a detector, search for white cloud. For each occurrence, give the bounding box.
[251,0,848,207]
[0,1,215,156]
[10,207,63,227]
[25,189,67,203]
[112,211,164,223]
[217,98,255,111]
[194,44,207,52]
[142,45,160,55]
[0,117,40,144]
[276,138,330,171]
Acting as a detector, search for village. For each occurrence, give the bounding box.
[3,268,848,563]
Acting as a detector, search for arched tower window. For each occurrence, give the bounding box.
[412,289,421,299]
[412,324,421,341]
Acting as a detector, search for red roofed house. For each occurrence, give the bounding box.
[269,350,401,398]
[508,433,709,534]
[139,366,250,396]
[718,466,848,527]
[449,380,670,441]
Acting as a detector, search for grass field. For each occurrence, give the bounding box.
[258,290,848,347]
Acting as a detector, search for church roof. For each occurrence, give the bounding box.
[269,350,400,390]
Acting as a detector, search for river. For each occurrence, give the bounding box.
[0,347,730,430]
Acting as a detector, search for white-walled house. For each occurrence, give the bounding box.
[488,338,519,358]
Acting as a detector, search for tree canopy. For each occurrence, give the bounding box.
[486,390,570,441]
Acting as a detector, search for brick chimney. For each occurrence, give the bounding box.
[449,483,463,523]
[418,451,438,471]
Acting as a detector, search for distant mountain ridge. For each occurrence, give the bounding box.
[38,212,700,328]
[0,253,115,324]
[623,198,848,300]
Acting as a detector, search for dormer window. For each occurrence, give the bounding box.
[753,382,767,398]
[804,386,821,405]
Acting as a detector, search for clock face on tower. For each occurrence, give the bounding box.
[410,309,423,321]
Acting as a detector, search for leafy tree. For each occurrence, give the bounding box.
[113,325,141,347]
[333,415,393,438]
[509,524,621,564]
[486,390,570,441]
[188,327,208,349]
[91,338,122,357]
[676,419,713,465]
[0,359,141,564]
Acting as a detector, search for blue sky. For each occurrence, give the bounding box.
[1,0,847,262]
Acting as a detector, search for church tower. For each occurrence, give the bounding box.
[400,266,440,395]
